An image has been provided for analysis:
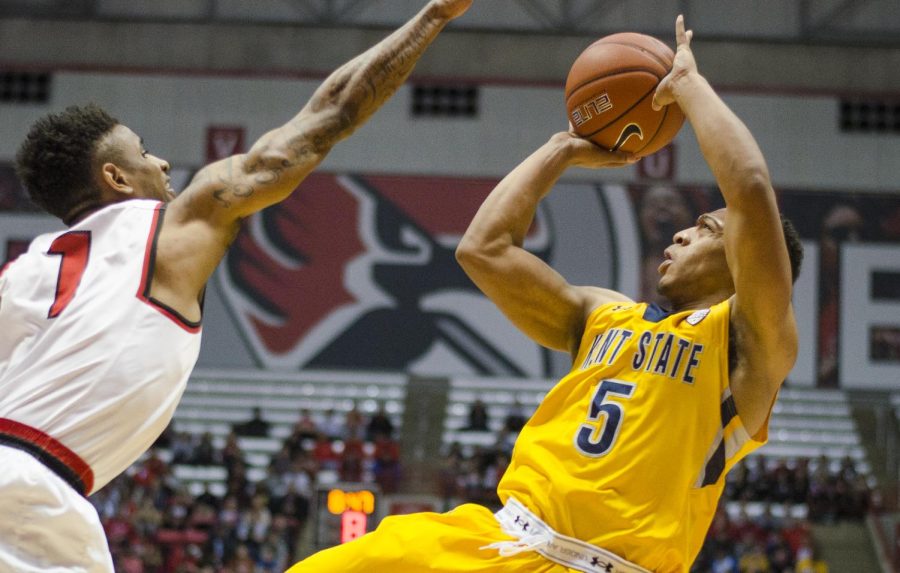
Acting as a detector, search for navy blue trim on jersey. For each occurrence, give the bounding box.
[721,395,738,427]
[699,394,741,487]
[699,440,726,487]
[642,303,673,323]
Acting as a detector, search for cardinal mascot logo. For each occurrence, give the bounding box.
[218,173,562,375]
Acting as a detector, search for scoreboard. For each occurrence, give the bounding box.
[313,484,443,550]
[314,484,380,549]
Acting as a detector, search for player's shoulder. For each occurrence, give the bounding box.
[0,230,58,280]
[65,199,163,238]
[686,298,731,324]
[584,297,731,329]
[79,198,161,222]
[580,287,637,323]
[579,286,633,313]
[669,298,731,331]
[3,199,162,272]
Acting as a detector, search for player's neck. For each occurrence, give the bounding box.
[64,198,130,226]
[63,202,105,226]
[668,290,732,313]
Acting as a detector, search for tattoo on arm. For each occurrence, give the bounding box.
[199,157,256,209]
[211,181,255,209]
[193,7,447,214]
[287,11,443,152]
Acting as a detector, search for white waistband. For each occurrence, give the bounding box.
[481,497,651,573]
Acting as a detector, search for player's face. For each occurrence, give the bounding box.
[656,208,733,305]
[103,125,175,202]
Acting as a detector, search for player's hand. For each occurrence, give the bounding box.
[652,15,697,111]
[552,131,637,169]
[430,0,473,20]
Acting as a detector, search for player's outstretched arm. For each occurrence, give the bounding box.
[457,132,634,355]
[179,0,470,226]
[156,0,471,297]
[148,1,471,322]
[653,16,797,433]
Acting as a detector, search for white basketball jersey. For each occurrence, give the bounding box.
[0,199,202,494]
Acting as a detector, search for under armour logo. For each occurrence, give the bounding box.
[590,557,613,572]
[513,515,530,531]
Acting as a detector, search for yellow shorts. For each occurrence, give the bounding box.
[286,503,571,572]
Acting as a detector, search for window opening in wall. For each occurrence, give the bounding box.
[840,98,900,134]
[412,84,479,118]
[0,72,52,104]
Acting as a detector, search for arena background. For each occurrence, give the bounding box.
[1,1,899,571]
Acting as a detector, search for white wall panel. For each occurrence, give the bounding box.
[1,71,899,191]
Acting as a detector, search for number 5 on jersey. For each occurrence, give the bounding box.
[574,379,636,457]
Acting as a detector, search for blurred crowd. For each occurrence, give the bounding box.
[436,398,523,508]
[692,505,829,573]
[725,455,873,522]
[94,404,401,572]
[94,396,876,572]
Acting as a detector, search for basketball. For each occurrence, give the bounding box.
[565,32,684,157]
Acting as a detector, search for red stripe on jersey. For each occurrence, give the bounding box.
[0,418,94,495]
[136,203,202,334]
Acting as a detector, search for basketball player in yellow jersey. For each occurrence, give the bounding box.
[288,16,803,573]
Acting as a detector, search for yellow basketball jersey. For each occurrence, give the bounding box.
[497,300,768,572]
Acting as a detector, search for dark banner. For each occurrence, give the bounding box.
[2,169,898,389]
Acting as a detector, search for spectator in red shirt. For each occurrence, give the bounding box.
[312,432,339,471]
[340,437,365,482]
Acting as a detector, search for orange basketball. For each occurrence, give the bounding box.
[565,32,684,157]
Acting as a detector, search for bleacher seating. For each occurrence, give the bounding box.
[442,376,552,452]
[156,371,876,496]
[166,368,407,495]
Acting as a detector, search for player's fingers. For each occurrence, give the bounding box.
[675,14,685,44]
[574,139,627,163]
[604,157,639,168]
[651,79,668,111]
[685,29,693,47]
[600,149,637,165]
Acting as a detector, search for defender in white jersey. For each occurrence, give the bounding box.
[0,1,473,570]
[0,200,200,496]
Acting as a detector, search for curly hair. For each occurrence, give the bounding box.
[781,215,804,284]
[15,104,119,222]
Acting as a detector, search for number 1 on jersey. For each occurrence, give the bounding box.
[575,379,636,457]
[47,231,91,318]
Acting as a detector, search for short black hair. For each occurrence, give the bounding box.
[15,104,119,221]
[781,215,803,284]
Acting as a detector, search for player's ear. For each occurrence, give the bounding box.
[99,163,134,197]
